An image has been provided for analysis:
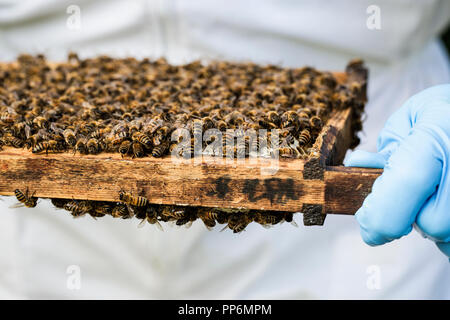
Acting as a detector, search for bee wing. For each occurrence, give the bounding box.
[72,213,87,219]
[164,219,176,227]
[184,220,193,229]
[49,122,62,134]
[7,107,17,115]
[154,220,164,231]
[126,204,135,218]
[37,129,49,140]
[25,125,31,139]
[290,220,299,228]
[9,203,25,209]
[137,219,146,228]
[111,121,124,134]
[203,224,214,231]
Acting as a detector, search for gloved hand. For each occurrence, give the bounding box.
[344,84,450,259]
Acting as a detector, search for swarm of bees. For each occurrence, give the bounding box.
[18,190,295,233]
[0,54,364,159]
[4,54,365,232]
[8,187,296,232]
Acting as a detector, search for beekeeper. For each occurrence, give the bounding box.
[0,0,449,299]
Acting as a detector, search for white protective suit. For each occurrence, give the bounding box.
[0,0,449,299]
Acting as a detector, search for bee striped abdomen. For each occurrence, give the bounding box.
[151,141,169,158]
[14,189,26,202]
[131,141,145,158]
[298,129,311,146]
[119,191,148,207]
[63,129,76,146]
[14,188,37,208]
[32,142,47,153]
[132,132,152,149]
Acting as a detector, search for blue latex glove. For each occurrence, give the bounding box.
[344,84,450,259]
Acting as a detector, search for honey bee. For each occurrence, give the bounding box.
[279,146,300,158]
[283,212,298,227]
[0,108,17,123]
[298,129,311,146]
[175,209,197,227]
[222,213,251,233]
[131,141,145,158]
[309,115,322,131]
[151,140,169,158]
[279,128,295,145]
[63,128,77,147]
[90,202,113,218]
[113,123,129,141]
[216,120,227,131]
[119,190,148,207]
[64,200,92,218]
[3,133,24,148]
[111,203,131,219]
[90,127,111,139]
[160,205,187,220]
[197,208,220,229]
[317,72,337,89]
[24,133,41,149]
[266,111,280,126]
[11,122,28,137]
[281,111,299,129]
[153,126,170,146]
[132,132,152,149]
[68,52,80,64]
[86,138,99,154]
[348,81,362,95]
[50,198,70,209]
[32,140,62,154]
[12,188,38,208]
[145,116,164,135]
[138,205,163,230]
[121,112,133,121]
[258,117,277,129]
[201,117,215,131]
[118,140,131,157]
[333,88,351,109]
[32,116,49,129]
[74,136,88,155]
[254,211,283,227]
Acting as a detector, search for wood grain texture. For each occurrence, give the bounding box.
[0,149,382,215]
[324,166,382,214]
[0,147,325,211]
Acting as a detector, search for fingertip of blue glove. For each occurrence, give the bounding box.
[344,150,386,168]
[355,207,387,246]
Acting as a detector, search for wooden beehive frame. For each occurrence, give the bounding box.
[0,61,381,225]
